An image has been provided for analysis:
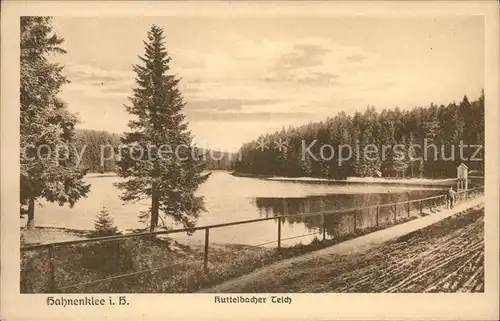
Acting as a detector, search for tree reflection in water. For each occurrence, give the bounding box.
[254,189,442,238]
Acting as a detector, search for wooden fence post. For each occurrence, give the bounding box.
[407,201,410,217]
[278,198,288,251]
[420,200,423,215]
[393,204,397,222]
[304,198,310,214]
[353,211,357,233]
[322,214,326,241]
[277,217,282,251]
[203,228,210,272]
[48,245,56,292]
[376,206,380,228]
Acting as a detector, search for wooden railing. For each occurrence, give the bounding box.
[21,186,484,293]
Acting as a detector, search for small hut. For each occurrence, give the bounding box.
[457,163,468,191]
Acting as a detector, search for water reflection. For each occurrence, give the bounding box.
[254,189,443,238]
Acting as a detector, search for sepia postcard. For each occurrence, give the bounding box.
[1,1,499,320]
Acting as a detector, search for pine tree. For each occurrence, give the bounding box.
[20,17,90,229]
[392,136,409,178]
[89,207,120,237]
[407,132,417,178]
[476,89,485,172]
[116,25,209,232]
[380,116,397,177]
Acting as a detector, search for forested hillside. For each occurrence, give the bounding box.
[74,129,235,173]
[75,129,121,173]
[234,92,485,179]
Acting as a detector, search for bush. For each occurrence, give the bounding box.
[79,241,134,277]
[88,207,121,238]
[79,207,130,277]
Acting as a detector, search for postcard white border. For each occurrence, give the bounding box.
[1,1,499,320]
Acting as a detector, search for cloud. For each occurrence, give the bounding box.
[186,99,282,112]
[362,81,398,92]
[274,43,331,71]
[346,54,367,63]
[186,111,313,122]
[263,71,341,85]
[63,63,134,98]
[65,63,134,83]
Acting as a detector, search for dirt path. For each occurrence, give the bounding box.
[203,196,484,293]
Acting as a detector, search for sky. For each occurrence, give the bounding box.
[51,16,484,149]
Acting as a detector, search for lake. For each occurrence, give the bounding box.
[26,171,446,246]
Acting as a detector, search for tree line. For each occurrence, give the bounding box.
[74,129,121,173]
[234,93,485,179]
[74,128,235,173]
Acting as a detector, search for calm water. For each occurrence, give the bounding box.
[27,171,445,246]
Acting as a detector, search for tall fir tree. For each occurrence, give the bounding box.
[407,132,417,177]
[392,136,409,177]
[116,25,209,232]
[20,17,90,229]
[421,119,440,177]
[475,89,485,172]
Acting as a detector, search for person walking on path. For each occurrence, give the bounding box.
[447,186,456,209]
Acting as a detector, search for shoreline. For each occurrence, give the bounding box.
[84,169,230,179]
[20,225,261,249]
[230,171,456,187]
[86,171,461,189]
[84,172,118,178]
[21,226,91,246]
